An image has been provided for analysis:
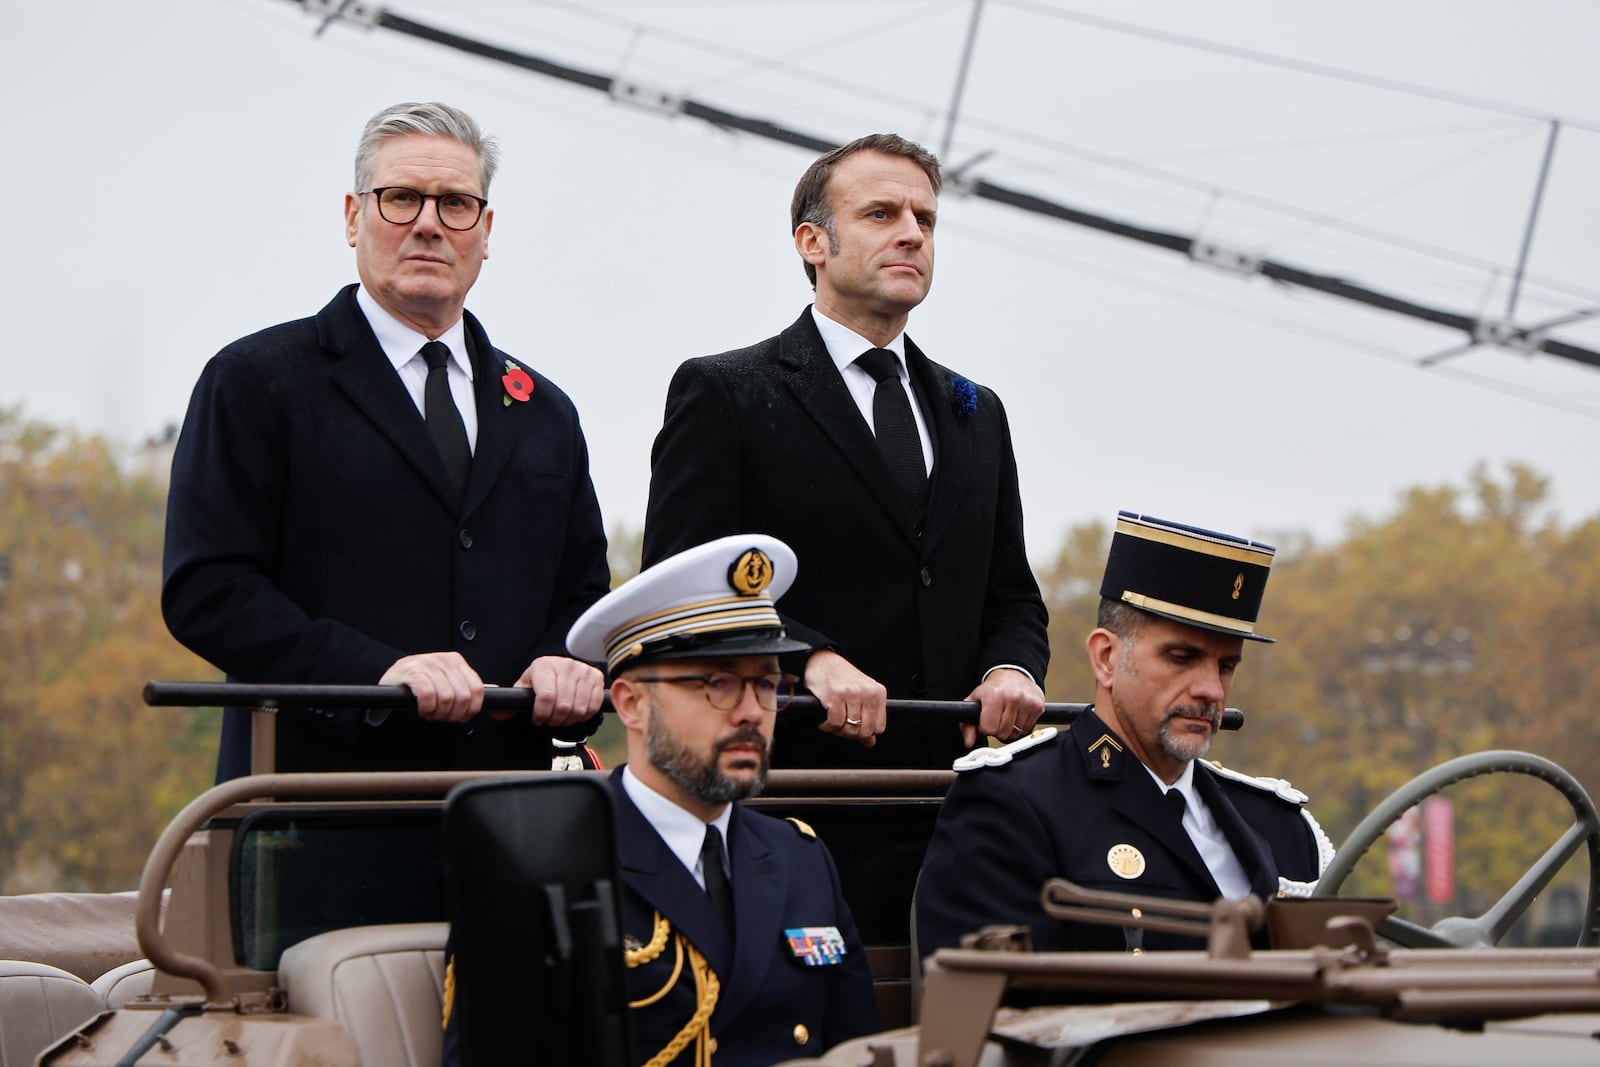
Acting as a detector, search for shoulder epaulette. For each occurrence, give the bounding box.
[786,816,817,840]
[1207,762,1336,879]
[952,726,1058,772]
[1206,760,1309,804]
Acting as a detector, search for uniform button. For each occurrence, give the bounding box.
[459,620,477,641]
[458,528,473,548]
[707,1038,718,1055]
[910,674,924,695]
[792,1024,809,1046]
[919,566,932,586]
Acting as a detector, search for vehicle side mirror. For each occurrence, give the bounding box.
[443,775,631,1067]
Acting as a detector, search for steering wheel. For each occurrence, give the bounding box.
[1315,751,1600,948]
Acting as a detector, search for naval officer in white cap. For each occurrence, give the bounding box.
[572,534,879,1067]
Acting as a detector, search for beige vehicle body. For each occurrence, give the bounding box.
[3,721,1598,1067]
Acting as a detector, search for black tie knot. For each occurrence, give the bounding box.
[854,347,900,384]
[1166,788,1187,820]
[852,347,926,517]
[421,339,451,372]
[701,824,734,933]
[420,340,470,502]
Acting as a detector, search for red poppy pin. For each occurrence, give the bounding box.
[502,360,534,406]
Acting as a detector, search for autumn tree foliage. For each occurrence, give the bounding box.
[0,408,216,892]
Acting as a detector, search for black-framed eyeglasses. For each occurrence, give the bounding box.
[358,187,488,230]
[633,672,798,712]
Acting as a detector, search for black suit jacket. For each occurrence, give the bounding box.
[611,769,880,1067]
[643,309,1048,769]
[915,708,1324,954]
[162,285,610,779]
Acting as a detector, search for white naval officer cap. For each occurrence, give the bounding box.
[567,534,810,677]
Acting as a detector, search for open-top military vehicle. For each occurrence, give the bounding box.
[2,684,1597,1067]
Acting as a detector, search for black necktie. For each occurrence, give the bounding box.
[420,341,470,500]
[854,348,926,508]
[701,824,734,933]
[1166,788,1187,822]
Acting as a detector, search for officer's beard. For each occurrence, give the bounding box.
[1158,704,1221,764]
[646,717,771,806]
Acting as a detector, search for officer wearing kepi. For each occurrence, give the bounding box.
[916,512,1332,955]
[442,534,880,1067]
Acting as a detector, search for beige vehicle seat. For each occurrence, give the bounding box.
[277,922,448,1067]
[90,959,154,1010]
[0,960,105,1067]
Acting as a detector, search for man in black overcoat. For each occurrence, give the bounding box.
[162,102,610,780]
[917,512,1332,954]
[643,134,1049,769]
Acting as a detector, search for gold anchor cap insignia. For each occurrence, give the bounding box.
[727,548,774,596]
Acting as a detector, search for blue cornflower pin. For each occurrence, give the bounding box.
[951,375,978,417]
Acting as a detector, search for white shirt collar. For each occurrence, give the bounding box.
[355,284,473,381]
[621,765,733,887]
[811,306,907,380]
[1146,759,1198,806]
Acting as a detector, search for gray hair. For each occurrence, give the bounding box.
[790,133,941,287]
[353,101,501,194]
[1096,598,1149,641]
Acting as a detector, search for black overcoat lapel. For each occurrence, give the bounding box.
[319,291,465,513]
[771,312,921,545]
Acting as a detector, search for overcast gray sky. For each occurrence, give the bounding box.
[8,0,1599,557]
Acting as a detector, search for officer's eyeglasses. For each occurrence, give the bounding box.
[634,672,797,712]
[359,187,488,230]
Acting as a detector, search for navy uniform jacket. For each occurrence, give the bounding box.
[916,709,1324,954]
[612,769,880,1067]
[642,309,1049,769]
[438,769,880,1067]
[162,286,610,779]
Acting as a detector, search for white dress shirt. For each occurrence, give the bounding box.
[356,285,478,452]
[811,307,932,475]
[1150,761,1253,901]
[621,765,733,888]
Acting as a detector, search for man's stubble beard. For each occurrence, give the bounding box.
[646,713,771,806]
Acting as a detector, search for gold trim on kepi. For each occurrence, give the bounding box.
[1101,511,1276,643]
[567,534,810,675]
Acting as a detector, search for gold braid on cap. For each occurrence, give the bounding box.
[604,595,781,673]
[627,912,721,1067]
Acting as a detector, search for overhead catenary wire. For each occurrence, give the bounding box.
[499,0,1598,309]
[999,0,1600,134]
[291,0,1600,372]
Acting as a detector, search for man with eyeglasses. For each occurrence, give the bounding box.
[163,101,610,780]
[440,534,879,1067]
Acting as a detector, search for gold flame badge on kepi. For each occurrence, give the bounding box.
[728,548,774,596]
[1107,844,1146,880]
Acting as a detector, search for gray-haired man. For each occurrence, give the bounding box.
[164,101,610,780]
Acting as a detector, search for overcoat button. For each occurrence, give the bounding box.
[458,529,473,548]
[919,567,932,586]
[459,620,477,641]
[793,1024,809,1046]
